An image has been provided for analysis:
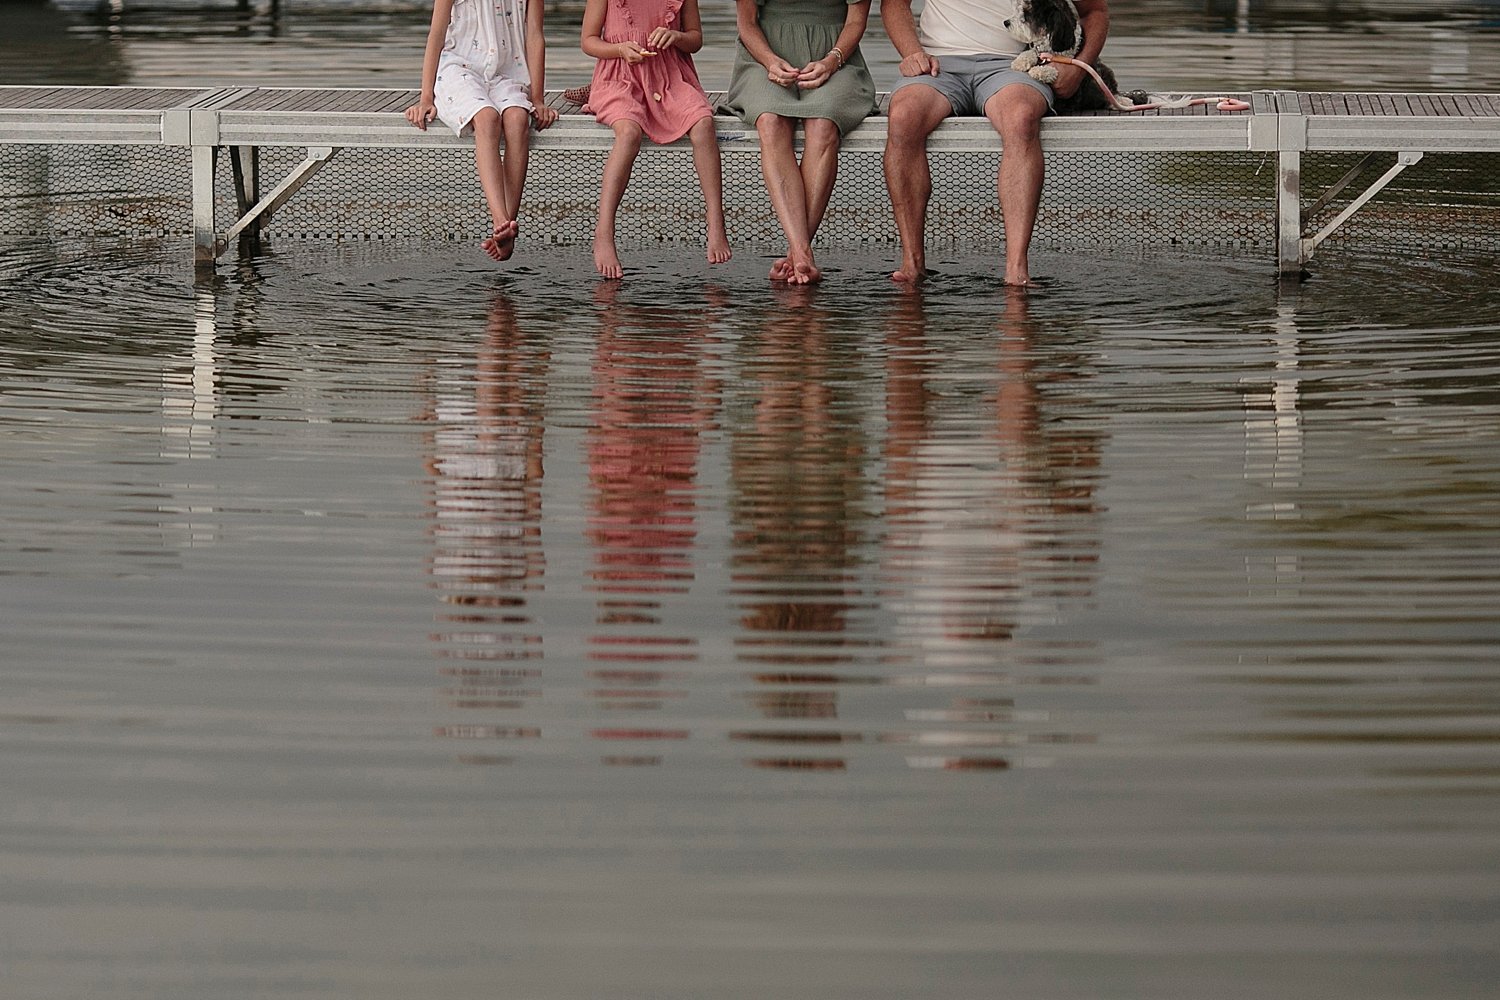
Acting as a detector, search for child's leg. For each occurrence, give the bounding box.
[687,116,732,265]
[595,120,644,279]
[470,108,517,261]
[500,106,531,225]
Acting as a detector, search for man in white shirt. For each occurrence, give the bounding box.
[880,0,1111,286]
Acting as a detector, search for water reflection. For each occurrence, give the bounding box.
[729,285,873,770]
[877,288,1104,768]
[586,281,720,761]
[426,292,549,759]
[157,289,222,549]
[1243,281,1306,597]
[411,279,1111,771]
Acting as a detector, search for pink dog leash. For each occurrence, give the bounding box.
[1041,53,1252,113]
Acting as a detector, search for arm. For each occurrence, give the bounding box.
[798,0,871,90]
[879,0,937,77]
[583,0,652,63]
[526,0,558,128]
[647,0,704,55]
[1053,0,1109,99]
[404,0,455,130]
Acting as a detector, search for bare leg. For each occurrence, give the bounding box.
[883,86,950,283]
[500,106,531,243]
[985,84,1049,287]
[471,108,516,261]
[756,114,813,283]
[688,116,732,265]
[793,117,843,283]
[595,120,643,279]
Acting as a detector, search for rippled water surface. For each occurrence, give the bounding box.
[4,1,1500,998]
[5,239,1500,998]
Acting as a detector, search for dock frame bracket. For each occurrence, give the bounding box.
[214,145,342,257]
[1297,150,1425,267]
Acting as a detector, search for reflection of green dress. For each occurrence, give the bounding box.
[722,0,878,136]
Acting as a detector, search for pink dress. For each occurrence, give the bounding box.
[584,0,713,144]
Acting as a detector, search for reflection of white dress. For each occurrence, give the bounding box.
[435,0,534,137]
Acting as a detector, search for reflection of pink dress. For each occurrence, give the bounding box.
[583,0,712,143]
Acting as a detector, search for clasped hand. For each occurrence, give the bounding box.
[765,56,836,90]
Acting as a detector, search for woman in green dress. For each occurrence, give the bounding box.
[722,0,878,283]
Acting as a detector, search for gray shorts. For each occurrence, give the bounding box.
[888,53,1054,116]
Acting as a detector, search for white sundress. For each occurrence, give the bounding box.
[434,0,534,137]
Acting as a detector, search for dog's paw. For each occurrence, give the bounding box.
[1028,64,1060,85]
[1011,51,1039,73]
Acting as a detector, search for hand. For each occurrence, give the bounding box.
[532,104,559,130]
[646,26,680,51]
[404,100,438,130]
[899,50,939,78]
[1051,62,1085,99]
[797,57,836,90]
[764,56,800,88]
[618,40,655,64]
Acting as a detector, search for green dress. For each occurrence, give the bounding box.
[721,0,878,136]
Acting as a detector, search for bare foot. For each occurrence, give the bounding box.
[790,261,822,285]
[707,230,732,266]
[891,250,928,283]
[481,219,518,262]
[594,237,624,280]
[787,249,821,285]
[768,257,793,281]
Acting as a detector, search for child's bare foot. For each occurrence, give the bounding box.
[707,230,732,266]
[481,219,518,262]
[594,237,624,280]
[768,257,793,281]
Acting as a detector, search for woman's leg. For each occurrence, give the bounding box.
[755,113,811,281]
[800,118,842,241]
[687,116,732,265]
[595,119,643,279]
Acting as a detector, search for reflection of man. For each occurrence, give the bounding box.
[880,0,1110,286]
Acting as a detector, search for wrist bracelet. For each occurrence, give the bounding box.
[829,46,845,68]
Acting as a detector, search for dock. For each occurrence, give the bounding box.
[3,84,1498,274]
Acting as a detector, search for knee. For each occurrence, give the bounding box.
[991,94,1044,143]
[688,116,716,143]
[803,119,841,156]
[612,120,644,151]
[885,99,933,149]
[755,113,793,144]
[502,106,531,141]
[470,107,501,139]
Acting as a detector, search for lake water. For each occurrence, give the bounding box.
[3,2,1500,999]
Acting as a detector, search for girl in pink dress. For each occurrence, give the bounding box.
[581,0,732,278]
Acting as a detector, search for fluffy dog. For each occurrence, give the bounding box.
[1002,0,1143,113]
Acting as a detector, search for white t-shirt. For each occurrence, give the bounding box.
[918,0,1025,58]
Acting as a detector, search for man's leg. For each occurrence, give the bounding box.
[984,83,1049,286]
[883,85,952,283]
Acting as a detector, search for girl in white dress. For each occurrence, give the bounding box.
[406,0,559,261]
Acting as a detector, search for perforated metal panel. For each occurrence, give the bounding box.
[1301,151,1500,252]
[0,145,190,236]
[4,141,1497,256]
